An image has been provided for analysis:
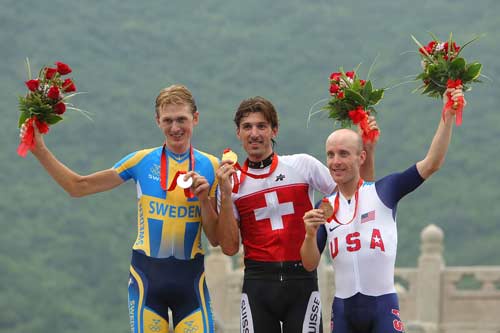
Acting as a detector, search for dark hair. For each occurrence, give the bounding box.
[234,96,279,130]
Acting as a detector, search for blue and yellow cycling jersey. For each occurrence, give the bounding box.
[114,146,218,259]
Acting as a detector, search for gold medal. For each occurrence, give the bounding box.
[319,198,334,219]
[222,148,238,164]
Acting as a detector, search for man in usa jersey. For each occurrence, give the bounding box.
[301,86,466,333]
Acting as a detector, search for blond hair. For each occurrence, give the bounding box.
[155,84,197,116]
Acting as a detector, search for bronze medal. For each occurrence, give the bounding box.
[319,199,334,219]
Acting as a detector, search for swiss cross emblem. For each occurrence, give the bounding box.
[254,191,295,230]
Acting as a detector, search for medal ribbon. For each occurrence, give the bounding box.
[160,144,195,198]
[232,154,279,193]
[327,178,363,225]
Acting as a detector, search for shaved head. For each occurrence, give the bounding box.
[326,128,363,155]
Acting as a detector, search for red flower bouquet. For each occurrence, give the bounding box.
[17,59,87,157]
[412,33,482,125]
[322,68,384,143]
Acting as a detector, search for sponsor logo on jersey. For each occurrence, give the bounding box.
[149,318,163,332]
[182,320,199,333]
[148,164,161,181]
[303,291,321,332]
[328,224,342,232]
[136,204,145,245]
[128,300,135,332]
[241,294,254,333]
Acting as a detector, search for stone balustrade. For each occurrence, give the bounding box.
[204,224,500,332]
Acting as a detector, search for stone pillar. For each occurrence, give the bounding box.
[205,246,233,328]
[224,270,244,333]
[415,224,445,333]
[318,257,334,331]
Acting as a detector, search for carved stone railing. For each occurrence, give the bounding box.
[204,224,500,333]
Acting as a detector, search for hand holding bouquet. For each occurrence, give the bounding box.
[17,59,85,157]
[323,69,384,143]
[412,33,482,125]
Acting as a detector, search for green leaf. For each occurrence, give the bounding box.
[361,80,373,98]
[447,32,453,54]
[369,89,384,105]
[45,114,63,125]
[351,79,362,91]
[416,73,427,80]
[462,62,482,82]
[427,63,439,75]
[450,57,466,73]
[344,89,366,106]
[366,54,379,81]
[421,84,434,95]
[18,111,30,128]
[25,57,32,80]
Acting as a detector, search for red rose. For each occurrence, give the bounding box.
[345,71,355,79]
[443,42,460,53]
[25,79,40,92]
[444,42,460,52]
[419,46,433,55]
[55,62,72,75]
[62,78,76,92]
[427,41,437,50]
[337,91,344,99]
[45,67,57,79]
[53,102,66,115]
[47,86,60,99]
[329,84,340,94]
[330,72,342,82]
[360,80,366,86]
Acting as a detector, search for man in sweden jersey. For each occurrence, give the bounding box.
[21,85,219,333]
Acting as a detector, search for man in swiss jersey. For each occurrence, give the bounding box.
[301,86,465,333]
[216,96,376,333]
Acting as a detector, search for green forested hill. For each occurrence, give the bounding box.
[1,0,499,332]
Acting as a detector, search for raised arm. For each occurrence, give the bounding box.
[215,161,241,256]
[360,116,378,181]
[23,123,124,197]
[416,87,464,179]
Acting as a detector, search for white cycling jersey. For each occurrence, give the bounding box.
[319,165,424,298]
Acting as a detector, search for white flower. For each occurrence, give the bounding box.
[338,77,353,88]
[435,42,445,52]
